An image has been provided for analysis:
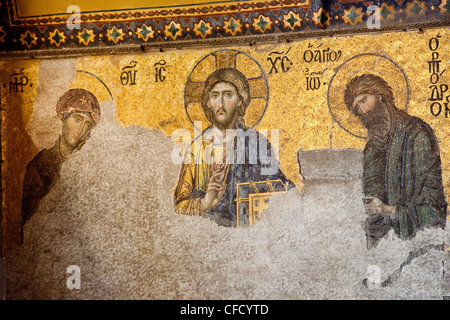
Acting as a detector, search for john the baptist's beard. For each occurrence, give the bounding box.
[359,99,391,138]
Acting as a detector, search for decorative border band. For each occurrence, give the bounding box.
[0,0,448,54]
[8,0,310,26]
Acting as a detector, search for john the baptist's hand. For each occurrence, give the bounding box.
[363,197,397,216]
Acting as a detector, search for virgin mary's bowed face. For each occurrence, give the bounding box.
[61,111,95,149]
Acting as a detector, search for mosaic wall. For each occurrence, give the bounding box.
[1,0,450,300]
[0,26,449,299]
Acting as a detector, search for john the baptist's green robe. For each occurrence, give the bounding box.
[363,112,447,245]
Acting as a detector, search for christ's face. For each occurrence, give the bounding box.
[208,81,241,129]
[61,111,95,148]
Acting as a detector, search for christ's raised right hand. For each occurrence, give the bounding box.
[200,171,226,213]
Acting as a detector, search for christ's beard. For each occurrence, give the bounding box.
[211,108,237,129]
[359,100,391,138]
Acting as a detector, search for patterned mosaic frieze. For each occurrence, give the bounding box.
[0,0,448,53]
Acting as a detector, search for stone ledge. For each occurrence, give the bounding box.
[298,148,363,181]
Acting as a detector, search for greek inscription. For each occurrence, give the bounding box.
[429,84,448,101]
[304,68,326,91]
[120,61,138,86]
[430,101,450,117]
[9,69,29,93]
[267,48,293,74]
[154,60,167,82]
[303,45,342,63]
[427,34,449,118]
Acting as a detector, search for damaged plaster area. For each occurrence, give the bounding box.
[4,100,450,299]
